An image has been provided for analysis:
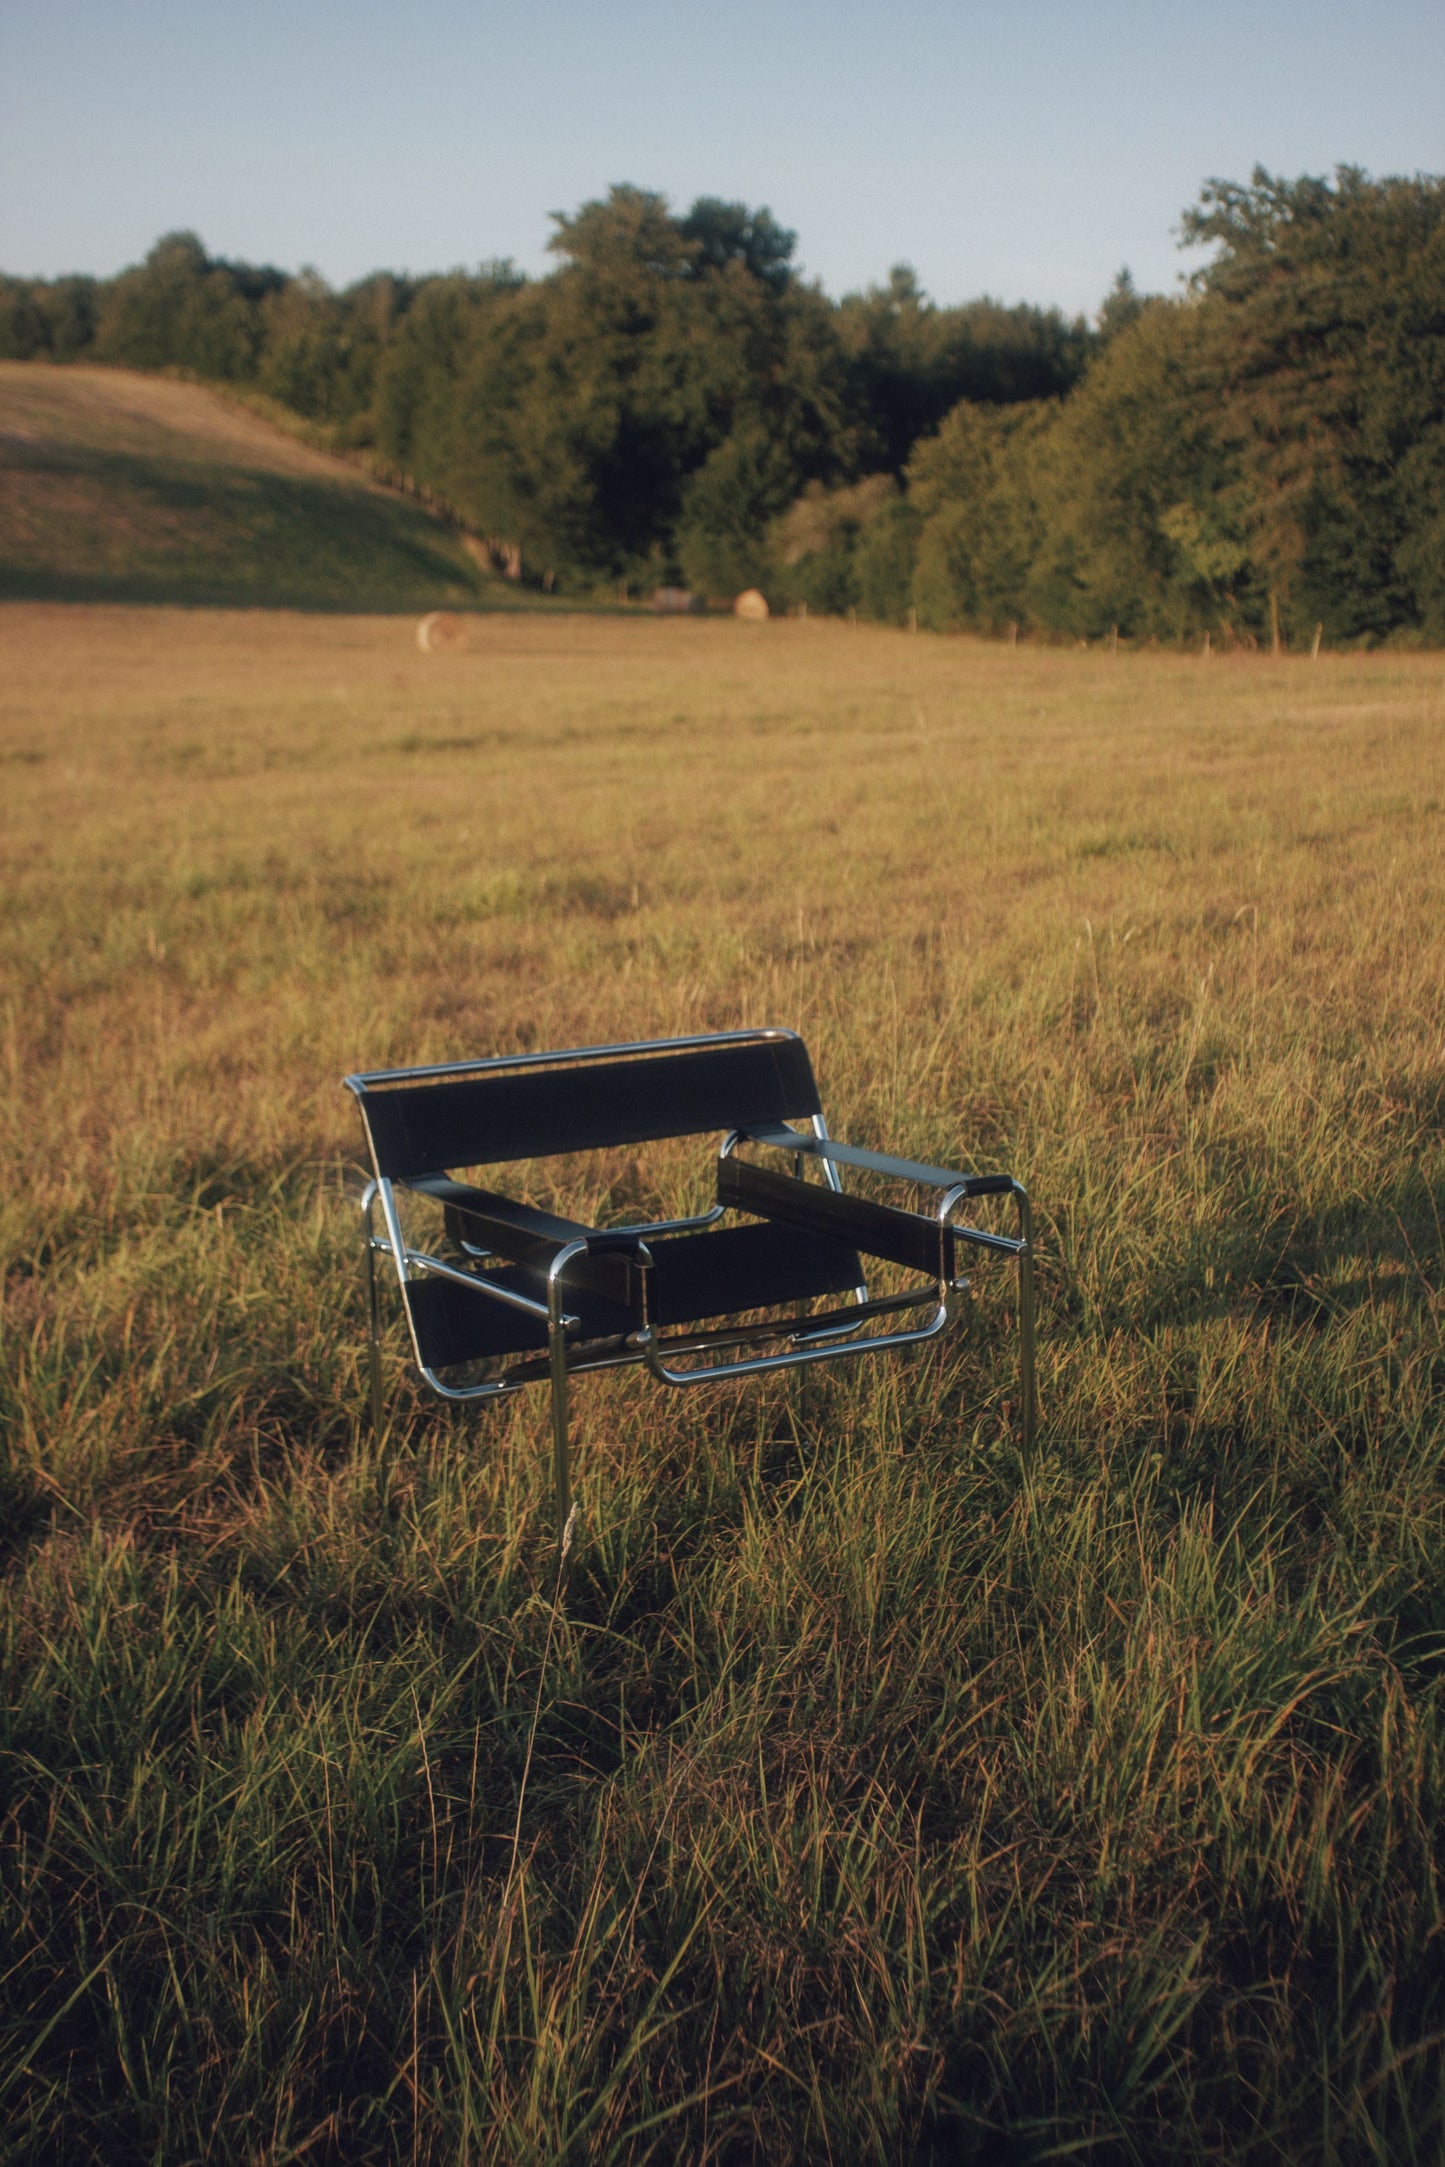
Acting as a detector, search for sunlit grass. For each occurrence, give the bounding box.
[2,602,1444,2159]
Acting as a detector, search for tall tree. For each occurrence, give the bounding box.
[1182,165,1445,639]
[437,186,853,584]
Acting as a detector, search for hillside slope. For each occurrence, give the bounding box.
[0,364,505,610]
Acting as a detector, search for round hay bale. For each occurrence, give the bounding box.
[733,589,770,622]
[417,611,468,654]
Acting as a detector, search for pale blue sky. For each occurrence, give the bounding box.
[3,0,1441,314]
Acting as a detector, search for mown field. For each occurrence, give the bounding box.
[2,602,1444,2162]
[0,365,541,612]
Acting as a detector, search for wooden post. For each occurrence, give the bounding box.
[1007,621,1017,647]
[1269,590,1281,655]
[1311,621,1323,660]
[1109,624,1118,652]
[907,607,917,634]
[1202,630,1211,658]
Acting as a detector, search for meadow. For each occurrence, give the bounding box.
[2,602,1444,2161]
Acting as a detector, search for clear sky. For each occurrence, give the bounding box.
[3,0,1441,316]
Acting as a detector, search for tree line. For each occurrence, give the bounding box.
[4,167,1442,644]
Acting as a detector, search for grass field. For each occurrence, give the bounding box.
[0,364,533,612]
[3,601,1445,2161]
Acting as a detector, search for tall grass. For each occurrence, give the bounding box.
[2,602,1444,2159]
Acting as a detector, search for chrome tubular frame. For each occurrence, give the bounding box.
[362,1176,569,1414]
[938,1177,1034,1449]
[639,1297,955,1390]
[736,1126,1037,1452]
[349,1030,1038,1548]
[635,1124,966,1387]
[546,1240,588,1536]
[362,1181,385,1440]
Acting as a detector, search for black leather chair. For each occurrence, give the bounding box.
[344,1029,1035,1539]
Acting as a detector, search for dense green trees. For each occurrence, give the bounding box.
[836,264,1089,472]
[903,168,1445,646]
[93,232,287,380]
[1179,167,1445,640]
[3,168,1442,636]
[0,272,98,361]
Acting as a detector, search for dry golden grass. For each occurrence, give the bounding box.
[3,602,1445,2160]
[6,605,1441,1183]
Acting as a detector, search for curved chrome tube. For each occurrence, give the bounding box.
[416,1367,526,1405]
[640,1299,952,1389]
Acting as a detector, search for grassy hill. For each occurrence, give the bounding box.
[0,363,524,610]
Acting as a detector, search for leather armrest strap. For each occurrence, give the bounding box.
[403,1176,643,1276]
[718,1154,954,1281]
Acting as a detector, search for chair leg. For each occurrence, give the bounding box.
[1012,1181,1037,1451]
[365,1216,385,1441]
[548,1335,573,1543]
[1018,1244,1037,1452]
[546,1300,573,1566]
[544,1243,592,1556]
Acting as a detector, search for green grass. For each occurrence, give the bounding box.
[2,604,1445,2160]
[0,364,559,612]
